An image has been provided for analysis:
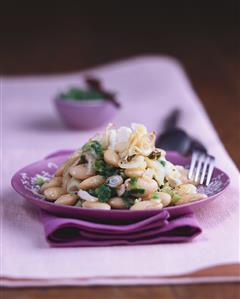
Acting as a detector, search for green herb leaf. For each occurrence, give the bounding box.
[95,184,112,202]
[122,190,135,208]
[159,160,166,167]
[129,176,137,186]
[123,198,135,209]
[88,189,96,197]
[171,193,181,204]
[35,175,47,186]
[94,159,117,177]
[122,188,145,208]
[161,184,173,195]
[151,192,160,199]
[161,184,181,204]
[82,140,103,158]
[60,87,104,100]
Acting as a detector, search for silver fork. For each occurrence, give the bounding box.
[188,151,215,186]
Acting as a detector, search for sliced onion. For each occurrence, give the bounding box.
[119,155,146,169]
[117,184,125,196]
[67,178,81,194]
[106,175,123,188]
[78,190,98,202]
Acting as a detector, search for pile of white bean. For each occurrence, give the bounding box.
[39,147,207,210]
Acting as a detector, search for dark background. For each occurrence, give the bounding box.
[0,1,238,74]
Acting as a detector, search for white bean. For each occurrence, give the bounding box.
[167,176,182,188]
[69,164,93,180]
[40,177,62,193]
[158,192,171,207]
[175,193,207,205]
[175,167,197,185]
[55,163,66,177]
[82,201,111,210]
[44,187,66,201]
[79,175,105,190]
[120,155,146,169]
[55,156,79,176]
[55,194,78,206]
[124,168,144,178]
[108,197,126,209]
[130,200,163,210]
[142,168,155,180]
[131,178,158,198]
[104,149,119,167]
[62,172,71,191]
[176,183,197,194]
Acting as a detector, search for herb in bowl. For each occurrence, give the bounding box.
[59,87,104,101]
[58,77,121,108]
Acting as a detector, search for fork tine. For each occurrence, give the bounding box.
[188,151,199,180]
[199,155,210,185]
[194,153,205,183]
[206,156,215,186]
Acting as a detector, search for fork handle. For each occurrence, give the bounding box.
[163,109,181,132]
[189,139,207,155]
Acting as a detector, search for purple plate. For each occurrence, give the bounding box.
[11,151,230,223]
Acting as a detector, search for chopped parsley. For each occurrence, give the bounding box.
[171,193,181,204]
[95,184,112,202]
[82,140,103,158]
[122,190,135,208]
[89,184,117,202]
[152,192,160,199]
[60,87,104,101]
[161,184,172,195]
[129,176,137,186]
[159,160,166,167]
[121,188,145,208]
[34,175,47,186]
[128,177,145,195]
[94,159,117,178]
[88,189,97,196]
[161,184,181,204]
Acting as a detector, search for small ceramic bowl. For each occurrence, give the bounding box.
[55,98,118,130]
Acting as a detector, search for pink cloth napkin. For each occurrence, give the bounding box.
[41,211,201,247]
[2,55,239,286]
